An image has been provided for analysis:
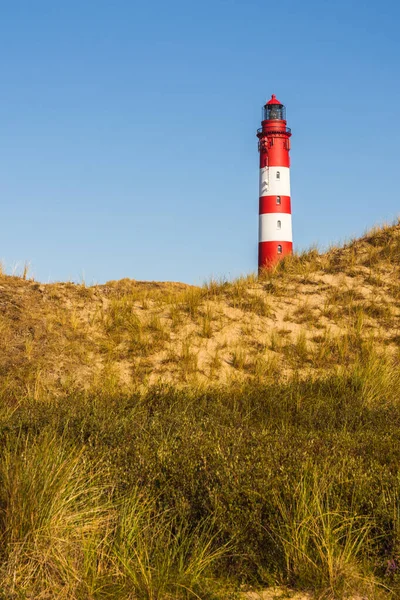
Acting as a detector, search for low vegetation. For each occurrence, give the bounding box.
[1,221,400,598]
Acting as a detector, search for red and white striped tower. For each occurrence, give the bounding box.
[257,94,292,271]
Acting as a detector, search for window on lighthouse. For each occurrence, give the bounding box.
[277,245,283,254]
[277,220,281,229]
[276,196,281,205]
[276,171,280,180]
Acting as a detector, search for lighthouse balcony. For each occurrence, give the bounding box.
[257,127,291,135]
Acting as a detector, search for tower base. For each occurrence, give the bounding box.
[258,241,293,272]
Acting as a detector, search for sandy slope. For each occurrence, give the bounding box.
[0,222,399,398]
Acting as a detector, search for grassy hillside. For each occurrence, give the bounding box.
[1,222,400,599]
[1,221,400,398]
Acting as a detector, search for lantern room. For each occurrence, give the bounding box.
[263,94,286,121]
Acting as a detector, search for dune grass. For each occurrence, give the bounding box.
[0,351,400,597]
[0,433,228,599]
[1,223,400,597]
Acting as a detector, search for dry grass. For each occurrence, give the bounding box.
[2,223,400,598]
[0,222,400,398]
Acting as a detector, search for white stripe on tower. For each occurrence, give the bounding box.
[259,167,291,197]
[259,213,292,242]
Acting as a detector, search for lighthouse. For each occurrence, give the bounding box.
[257,94,292,271]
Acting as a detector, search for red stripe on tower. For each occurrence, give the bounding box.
[257,94,293,271]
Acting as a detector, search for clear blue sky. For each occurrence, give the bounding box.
[0,0,399,284]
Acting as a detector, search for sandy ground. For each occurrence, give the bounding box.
[0,222,399,394]
[242,589,312,599]
[242,590,370,600]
